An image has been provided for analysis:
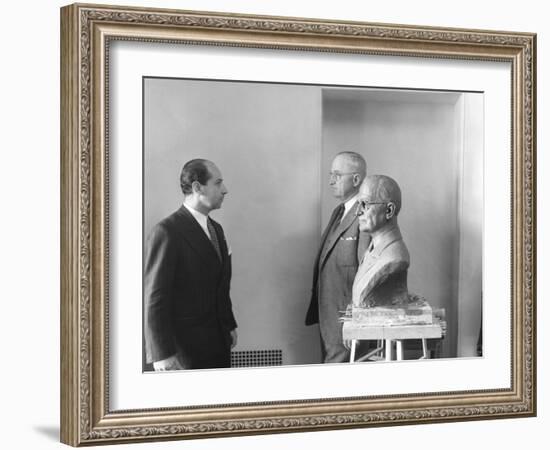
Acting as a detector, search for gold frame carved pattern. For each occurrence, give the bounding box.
[60,3,536,446]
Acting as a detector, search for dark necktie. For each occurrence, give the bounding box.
[330,203,345,234]
[207,219,222,261]
[318,203,346,267]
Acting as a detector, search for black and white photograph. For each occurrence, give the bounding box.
[54,2,538,447]
[2,0,546,447]
[142,78,483,372]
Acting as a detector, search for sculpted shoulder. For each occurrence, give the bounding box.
[383,239,410,267]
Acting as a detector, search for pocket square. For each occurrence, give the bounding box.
[341,236,357,241]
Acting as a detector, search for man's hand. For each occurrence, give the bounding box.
[153,354,183,371]
[230,329,238,349]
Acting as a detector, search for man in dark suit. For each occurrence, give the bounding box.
[144,159,238,371]
[352,175,410,308]
[305,152,370,363]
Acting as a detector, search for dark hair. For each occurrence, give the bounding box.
[179,159,212,194]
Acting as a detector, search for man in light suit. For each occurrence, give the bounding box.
[305,152,370,363]
[352,175,410,308]
[144,159,238,371]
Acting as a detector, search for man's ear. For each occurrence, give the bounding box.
[191,180,203,194]
[353,174,362,187]
[386,202,396,219]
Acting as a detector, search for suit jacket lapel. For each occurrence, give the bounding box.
[334,202,358,236]
[313,204,343,272]
[358,246,378,273]
[319,202,359,268]
[359,228,403,272]
[209,218,229,269]
[174,206,222,269]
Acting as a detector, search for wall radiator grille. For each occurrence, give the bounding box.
[231,349,283,368]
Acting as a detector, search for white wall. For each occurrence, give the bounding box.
[1,1,547,450]
[322,89,483,358]
[144,80,482,364]
[457,94,484,356]
[144,78,322,364]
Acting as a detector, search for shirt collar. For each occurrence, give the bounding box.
[371,225,402,255]
[343,193,359,218]
[182,202,209,229]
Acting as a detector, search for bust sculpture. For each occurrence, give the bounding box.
[351,175,410,308]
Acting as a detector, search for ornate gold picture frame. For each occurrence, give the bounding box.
[60,3,536,446]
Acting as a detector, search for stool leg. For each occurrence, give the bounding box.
[396,340,403,361]
[422,339,429,359]
[385,339,393,361]
[350,340,357,363]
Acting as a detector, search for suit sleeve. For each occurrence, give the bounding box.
[224,254,238,330]
[144,224,178,363]
[218,226,238,331]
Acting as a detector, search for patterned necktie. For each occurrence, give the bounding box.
[330,203,345,234]
[319,203,346,265]
[207,219,222,261]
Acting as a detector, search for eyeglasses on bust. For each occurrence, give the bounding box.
[356,200,387,214]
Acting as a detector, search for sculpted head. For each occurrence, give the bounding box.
[329,152,367,202]
[357,175,402,233]
[180,159,228,213]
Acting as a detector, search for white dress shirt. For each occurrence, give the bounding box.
[182,202,232,255]
[182,202,211,239]
[341,193,359,222]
